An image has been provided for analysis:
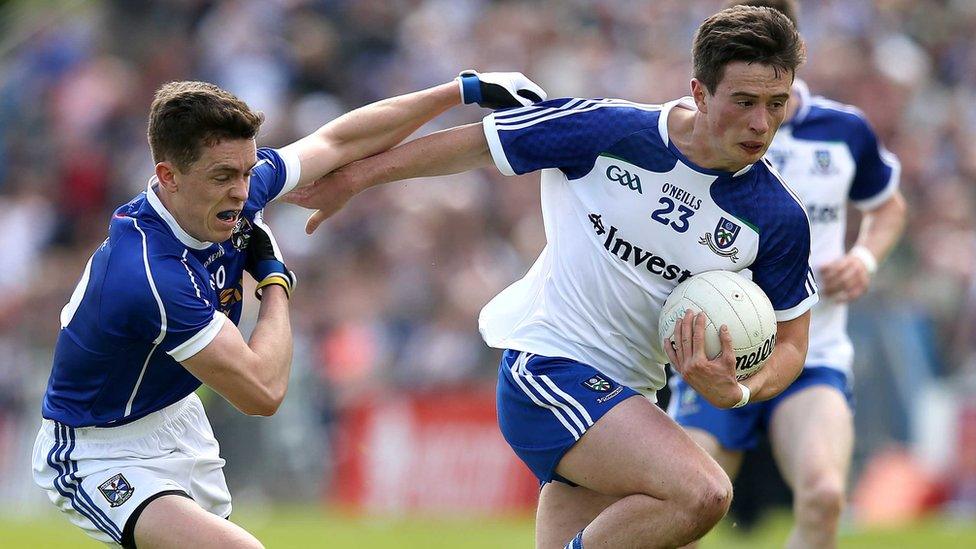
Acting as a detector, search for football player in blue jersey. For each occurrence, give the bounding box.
[32,73,545,548]
[288,7,815,548]
[669,2,908,548]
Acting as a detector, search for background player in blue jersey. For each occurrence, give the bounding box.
[31,73,545,548]
[288,7,814,548]
[669,2,908,549]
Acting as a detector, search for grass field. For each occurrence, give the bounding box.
[4,507,976,548]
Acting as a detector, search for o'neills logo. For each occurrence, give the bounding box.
[588,213,692,283]
[735,333,776,378]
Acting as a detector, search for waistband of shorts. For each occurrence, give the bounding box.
[42,393,201,442]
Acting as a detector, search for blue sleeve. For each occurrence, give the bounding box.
[483,98,658,179]
[846,113,900,207]
[750,173,819,321]
[245,147,301,210]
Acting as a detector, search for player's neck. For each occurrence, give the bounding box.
[668,105,745,173]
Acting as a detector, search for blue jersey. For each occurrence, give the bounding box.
[479,97,818,395]
[42,147,300,427]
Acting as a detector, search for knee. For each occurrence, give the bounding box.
[795,472,845,525]
[681,469,733,536]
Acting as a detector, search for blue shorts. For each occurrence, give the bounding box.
[668,366,852,451]
[496,349,640,484]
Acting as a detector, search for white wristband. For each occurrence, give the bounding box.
[849,245,878,275]
[732,383,751,408]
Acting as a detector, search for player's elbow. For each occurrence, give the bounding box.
[238,386,287,417]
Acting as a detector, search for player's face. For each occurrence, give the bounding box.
[694,61,792,171]
[172,139,257,242]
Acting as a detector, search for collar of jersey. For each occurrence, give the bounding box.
[658,96,754,179]
[144,176,214,250]
[782,78,812,127]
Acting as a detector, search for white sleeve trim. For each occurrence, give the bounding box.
[852,148,900,211]
[482,114,516,176]
[775,292,819,322]
[270,147,303,201]
[168,312,227,362]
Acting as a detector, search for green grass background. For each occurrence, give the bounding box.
[3,507,976,548]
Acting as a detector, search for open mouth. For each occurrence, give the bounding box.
[740,142,764,155]
[216,209,240,223]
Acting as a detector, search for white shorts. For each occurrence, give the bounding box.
[31,393,232,546]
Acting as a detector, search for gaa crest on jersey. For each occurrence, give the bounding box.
[698,217,741,262]
[230,216,253,251]
[581,375,612,392]
[98,473,134,507]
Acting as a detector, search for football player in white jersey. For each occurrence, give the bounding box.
[669,2,908,548]
[32,73,544,548]
[288,7,815,548]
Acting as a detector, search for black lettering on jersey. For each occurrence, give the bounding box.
[806,204,840,224]
[591,213,693,284]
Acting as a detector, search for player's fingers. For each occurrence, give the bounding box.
[675,309,692,364]
[305,210,327,235]
[719,325,736,371]
[664,336,680,372]
[691,312,706,358]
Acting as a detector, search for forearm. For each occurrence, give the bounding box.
[854,191,906,262]
[741,312,810,402]
[349,123,494,193]
[290,82,462,185]
[245,286,293,404]
[740,341,805,401]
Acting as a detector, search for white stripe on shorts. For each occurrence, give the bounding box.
[510,352,594,440]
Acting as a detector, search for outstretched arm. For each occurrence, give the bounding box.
[281,71,544,189]
[285,123,494,233]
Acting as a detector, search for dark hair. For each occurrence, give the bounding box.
[147,81,264,172]
[724,0,799,27]
[692,5,805,94]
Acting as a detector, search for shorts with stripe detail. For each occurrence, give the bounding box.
[31,393,231,546]
[497,349,639,484]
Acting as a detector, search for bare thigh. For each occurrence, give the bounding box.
[683,427,745,479]
[134,495,263,549]
[556,395,729,504]
[768,385,853,492]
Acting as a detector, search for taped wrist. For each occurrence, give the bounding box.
[251,259,294,300]
[458,73,482,105]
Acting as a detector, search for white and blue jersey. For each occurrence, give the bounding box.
[480,97,819,397]
[42,147,300,427]
[766,80,900,374]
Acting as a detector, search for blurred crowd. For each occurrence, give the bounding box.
[1,0,975,506]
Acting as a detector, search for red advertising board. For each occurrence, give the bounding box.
[332,385,538,514]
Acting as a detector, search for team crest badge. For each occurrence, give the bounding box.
[811,149,836,175]
[98,473,134,508]
[698,217,741,262]
[230,216,253,251]
[582,375,613,392]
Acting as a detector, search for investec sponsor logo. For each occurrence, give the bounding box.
[588,213,692,282]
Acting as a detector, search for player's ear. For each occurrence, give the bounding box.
[691,79,709,113]
[155,162,178,192]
